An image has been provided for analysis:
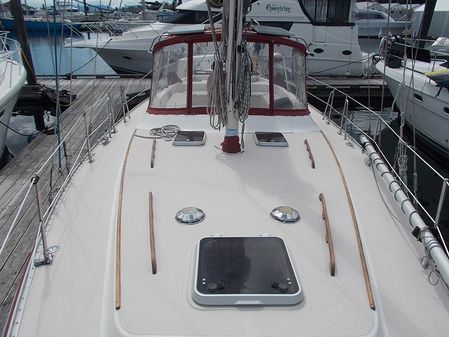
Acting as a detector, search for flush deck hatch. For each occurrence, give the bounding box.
[193,237,303,306]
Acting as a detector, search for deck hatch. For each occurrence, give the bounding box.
[254,132,288,147]
[172,131,206,146]
[193,237,303,306]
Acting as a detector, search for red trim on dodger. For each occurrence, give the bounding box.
[148,107,310,116]
[269,43,274,114]
[151,30,307,54]
[187,42,193,114]
[272,108,310,116]
[148,107,187,115]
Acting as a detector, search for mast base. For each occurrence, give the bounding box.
[221,136,241,153]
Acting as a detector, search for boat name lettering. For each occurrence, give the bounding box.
[265,4,291,14]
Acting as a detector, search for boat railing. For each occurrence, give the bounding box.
[307,75,449,252]
[0,85,146,267]
[0,33,24,88]
[71,21,160,40]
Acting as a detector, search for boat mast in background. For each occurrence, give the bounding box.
[417,0,437,47]
[9,0,37,86]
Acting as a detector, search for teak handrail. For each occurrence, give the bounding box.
[304,139,315,169]
[148,192,157,274]
[150,139,156,168]
[321,130,376,310]
[319,193,336,276]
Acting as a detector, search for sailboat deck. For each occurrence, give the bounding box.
[119,121,373,336]
[13,103,449,337]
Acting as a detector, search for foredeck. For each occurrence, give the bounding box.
[11,103,449,337]
[118,118,372,336]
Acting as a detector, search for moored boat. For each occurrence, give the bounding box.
[67,0,367,77]
[355,8,406,38]
[374,36,449,159]
[0,32,27,161]
[0,16,82,32]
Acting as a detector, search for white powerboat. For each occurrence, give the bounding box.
[375,36,449,158]
[3,2,449,337]
[356,8,406,38]
[67,0,366,76]
[0,32,27,160]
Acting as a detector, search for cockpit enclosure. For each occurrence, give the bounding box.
[148,27,309,116]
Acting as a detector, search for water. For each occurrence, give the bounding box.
[8,31,115,76]
[341,108,449,247]
[3,30,114,160]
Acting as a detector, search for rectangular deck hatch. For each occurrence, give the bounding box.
[254,132,288,147]
[193,237,303,306]
[172,130,206,146]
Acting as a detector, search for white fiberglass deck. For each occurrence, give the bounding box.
[12,103,449,337]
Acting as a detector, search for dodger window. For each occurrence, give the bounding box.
[300,0,351,25]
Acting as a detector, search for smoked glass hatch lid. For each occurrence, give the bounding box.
[193,237,303,306]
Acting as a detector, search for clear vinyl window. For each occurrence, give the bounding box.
[150,43,188,109]
[273,44,307,110]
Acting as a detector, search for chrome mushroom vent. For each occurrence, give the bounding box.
[271,206,300,223]
[175,207,205,224]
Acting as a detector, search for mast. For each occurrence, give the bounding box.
[418,0,437,47]
[82,0,88,16]
[221,0,241,153]
[207,0,253,153]
[141,0,146,20]
[220,0,253,153]
[9,0,37,85]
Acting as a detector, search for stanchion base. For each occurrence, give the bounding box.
[221,136,241,153]
[34,256,53,267]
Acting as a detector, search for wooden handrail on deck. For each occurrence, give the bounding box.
[304,139,315,169]
[150,139,156,168]
[115,130,136,310]
[148,192,157,274]
[319,193,336,276]
[321,130,376,310]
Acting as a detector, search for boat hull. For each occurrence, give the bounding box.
[97,47,154,75]
[357,22,405,38]
[0,88,22,158]
[85,35,363,76]
[0,17,81,32]
[0,63,26,158]
[377,61,449,159]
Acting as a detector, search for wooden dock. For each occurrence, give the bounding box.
[0,77,150,331]
[307,77,393,109]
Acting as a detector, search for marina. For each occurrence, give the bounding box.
[0,0,449,336]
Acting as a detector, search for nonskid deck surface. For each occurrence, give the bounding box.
[13,103,449,337]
